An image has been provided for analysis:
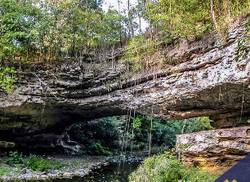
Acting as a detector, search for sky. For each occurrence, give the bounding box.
[102,0,137,12]
[102,0,148,32]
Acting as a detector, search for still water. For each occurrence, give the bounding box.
[54,162,140,182]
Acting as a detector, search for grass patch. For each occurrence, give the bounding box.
[0,153,65,176]
[0,166,13,176]
[25,155,64,172]
[129,152,217,182]
[0,152,66,177]
[0,166,21,176]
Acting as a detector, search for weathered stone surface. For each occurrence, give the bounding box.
[0,18,249,152]
[0,141,15,149]
[176,126,250,174]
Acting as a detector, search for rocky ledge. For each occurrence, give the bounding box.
[0,156,108,181]
[176,126,250,175]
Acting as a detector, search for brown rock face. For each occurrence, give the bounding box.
[0,18,249,152]
[176,126,250,174]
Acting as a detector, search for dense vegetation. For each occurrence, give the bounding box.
[0,0,249,92]
[0,0,125,64]
[145,0,250,38]
[129,116,212,151]
[67,116,212,155]
[123,0,250,70]
[129,152,217,182]
[1,0,249,64]
[0,151,64,175]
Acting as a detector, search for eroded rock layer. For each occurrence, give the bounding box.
[176,126,250,174]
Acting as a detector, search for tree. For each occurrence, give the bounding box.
[0,0,43,63]
[101,9,125,45]
[145,0,211,38]
[0,0,128,63]
[143,0,250,39]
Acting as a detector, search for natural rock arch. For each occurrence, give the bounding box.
[0,18,249,152]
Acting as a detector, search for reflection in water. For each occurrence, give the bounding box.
[54,162,140,182]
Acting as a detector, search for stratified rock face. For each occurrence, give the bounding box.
[176,126,250,174]
[0,18,249,152]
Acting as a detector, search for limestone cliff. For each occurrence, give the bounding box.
[176,126,250,175]
[0,18,249,152]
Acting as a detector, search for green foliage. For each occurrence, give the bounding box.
[145,0,211,38]
[6,151,23,165]
[68,117,120,155]
[0,67,17,93]
[130,116,212,149]
[80,0,103,9]
[1,153,64,174]
[129,152,217,182]
[0,0,248,66]
[93,142,113,156]
[123,36,157,71]
[100,9,125,45]
[25,155,63,172]
[0,166,14,176]
[0,0,126,63]
[133,116,142,129]
[183,117,213,133]
[236,18,250,62]
[72,116,212,153]
[145,0,250,39]
[121,0,250,68]
[0,0,43,61]
[211,0,250,40]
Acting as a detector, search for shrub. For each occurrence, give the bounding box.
[129,152,217,182]
[122,36,157,71]
[94,142,113,156]
[25,155,63,172]
[6,151,23,165]
[132,116,142,129]
[0,67,17,93]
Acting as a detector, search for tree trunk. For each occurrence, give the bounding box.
[127,0,134,37]
[210,0,218,30]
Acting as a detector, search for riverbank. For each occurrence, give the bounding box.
[0,156,108,181]
[0,155,143,181]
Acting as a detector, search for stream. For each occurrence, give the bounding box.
[54,161,140,182]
